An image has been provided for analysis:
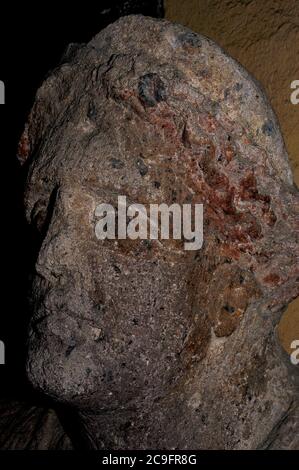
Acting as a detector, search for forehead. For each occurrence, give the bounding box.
[25,103,192,212]
[23,14,291,249]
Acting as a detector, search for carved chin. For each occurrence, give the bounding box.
[26,340,102,406]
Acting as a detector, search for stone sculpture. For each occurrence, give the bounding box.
[13,15,299,449]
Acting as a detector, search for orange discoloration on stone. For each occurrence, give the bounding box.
[263,273,281,285]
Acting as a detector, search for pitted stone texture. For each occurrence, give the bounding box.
[19,15,298,449]
[165,0,299,182]
[165,0,299,356]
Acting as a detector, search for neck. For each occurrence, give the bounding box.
[66,307,298,450]
[75,387,194,449]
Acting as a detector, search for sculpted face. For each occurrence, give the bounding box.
[25,168,209,409]
[21,16,298,421]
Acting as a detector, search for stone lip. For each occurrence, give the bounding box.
[14,14,299,449]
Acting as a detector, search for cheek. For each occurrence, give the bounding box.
[87,263,194,373]
[90,256,189,326]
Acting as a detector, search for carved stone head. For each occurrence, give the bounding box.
[19,15,298,448]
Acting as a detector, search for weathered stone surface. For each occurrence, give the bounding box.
[165,0,299,355]
[165,0,299,181]
[15,15,299,449]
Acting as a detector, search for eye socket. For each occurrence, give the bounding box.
[30,186,59,237]
[31,202,48,234]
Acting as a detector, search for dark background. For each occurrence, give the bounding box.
[0,0,164,402]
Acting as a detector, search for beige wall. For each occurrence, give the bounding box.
[165,0,299,355]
